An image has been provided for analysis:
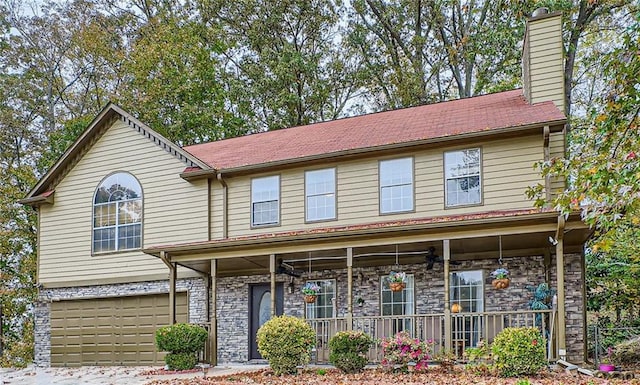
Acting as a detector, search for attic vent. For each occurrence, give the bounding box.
[532,8,549,17]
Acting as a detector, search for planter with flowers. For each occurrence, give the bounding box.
[301,282,321,303]
[491,268,510,289]
[387,271,407,292]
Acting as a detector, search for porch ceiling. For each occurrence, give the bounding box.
[175,225,591,277]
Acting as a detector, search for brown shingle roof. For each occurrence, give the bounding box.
[183,89,565,170]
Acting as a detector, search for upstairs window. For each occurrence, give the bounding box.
[305,168,336,222]
[251,175,280,226]
[444,149,481,207]
[93,172,142,253]
[380,157,414,214]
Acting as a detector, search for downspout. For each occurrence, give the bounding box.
[216,173,228,239]
[161,251,177,325]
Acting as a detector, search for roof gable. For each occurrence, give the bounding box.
[24,103,210,201]
[184,89,565,171]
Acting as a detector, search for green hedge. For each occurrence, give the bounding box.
[492,327,547,377]
[329,330,372,373]
[155,323,207,370]
[256,315,316,375]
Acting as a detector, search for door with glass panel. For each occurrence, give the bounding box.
[249,284,283,360]
[380,274,415,338]
[450,271,484,356]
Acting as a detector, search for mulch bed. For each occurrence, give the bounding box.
[143,367,640,385]
[139,368,202,376]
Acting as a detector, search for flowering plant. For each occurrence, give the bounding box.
[380,331,432,372]
[601,346,615,364]
[491,268,509,279]
[301,282,321,295]
[387,271,407,283]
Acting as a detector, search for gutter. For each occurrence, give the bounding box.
[144,211,561,255]
[543,125,551,202]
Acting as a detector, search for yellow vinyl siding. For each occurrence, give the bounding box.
[527,14,564,111]
[549,131,566,197]
[39,120,209,286]
[222,135,543,238]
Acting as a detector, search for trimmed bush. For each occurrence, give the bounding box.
[155,323,207,370]
[329,330,373,373]
[165,352,198,370]
[380,331,432,372]
[491,327,547,377]
[256,315,316,375]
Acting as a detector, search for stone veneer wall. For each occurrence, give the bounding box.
[215,254,585,364]
[34,277,207,367]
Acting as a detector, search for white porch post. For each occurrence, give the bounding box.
[346,247,353,330]
[270,254,276,317]
[443,240,452,352]
[210,259,218,366]
[556,216,567,359]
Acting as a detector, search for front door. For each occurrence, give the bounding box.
[249,283,284,360]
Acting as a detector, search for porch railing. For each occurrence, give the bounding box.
[307,309,556,363]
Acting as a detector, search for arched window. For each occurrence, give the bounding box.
[93,172,142,253]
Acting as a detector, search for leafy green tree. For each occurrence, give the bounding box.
[198,0,363,131]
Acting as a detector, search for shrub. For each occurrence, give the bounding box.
[165,352,198,370]
[380,331,432,372]
[155,323,207,370]
[156,323,208,353]
[256,315,316,375]
[491,327,547,377]
[329,330,373,373]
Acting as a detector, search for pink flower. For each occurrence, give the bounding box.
[626,151,637,160]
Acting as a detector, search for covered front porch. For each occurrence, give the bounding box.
[146,211,590,365]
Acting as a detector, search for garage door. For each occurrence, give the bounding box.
[50,293,188,366]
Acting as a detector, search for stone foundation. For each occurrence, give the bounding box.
[215,254,585,364]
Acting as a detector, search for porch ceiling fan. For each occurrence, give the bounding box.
[277,260,304,277]
[425,246,461,270]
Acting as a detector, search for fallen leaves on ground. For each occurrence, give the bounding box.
[143,368,640,385]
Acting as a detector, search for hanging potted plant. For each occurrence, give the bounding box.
[491,268,510,289]
[387,271,407,292]
[301,282,321,303]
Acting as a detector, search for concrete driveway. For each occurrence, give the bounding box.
[0,364,267,385]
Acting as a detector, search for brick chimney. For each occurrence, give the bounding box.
[522,8,565,113]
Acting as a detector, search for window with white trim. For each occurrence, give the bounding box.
[379,157,414,213]
[93,172,142,253]
[381,274,414,332]
[251,175,280,226]
[305,279,336,318]
[305,168,336,222]
[444,148,481,207]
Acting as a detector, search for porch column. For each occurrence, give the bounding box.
[161,251,177,325]
[210,259,218,366]
[346,247,353,330]
[443,240,452,352]
[555,216,567,359]
[270,254,276,317]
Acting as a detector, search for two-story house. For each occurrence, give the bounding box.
[22,10,591,367]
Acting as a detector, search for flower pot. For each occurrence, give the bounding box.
[599,363,615,372]
[390,282,406,292]
[492,278,510,289]
[303,294,317,303]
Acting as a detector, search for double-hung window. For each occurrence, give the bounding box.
[379,157,414,214]
[444,148,481,207]
[93,172,142,253]
[251,175,280,226]
[381,274,415,333]
[450,271,484,350]
[305,168,336,222]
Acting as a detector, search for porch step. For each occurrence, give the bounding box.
[556,359,578,371]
